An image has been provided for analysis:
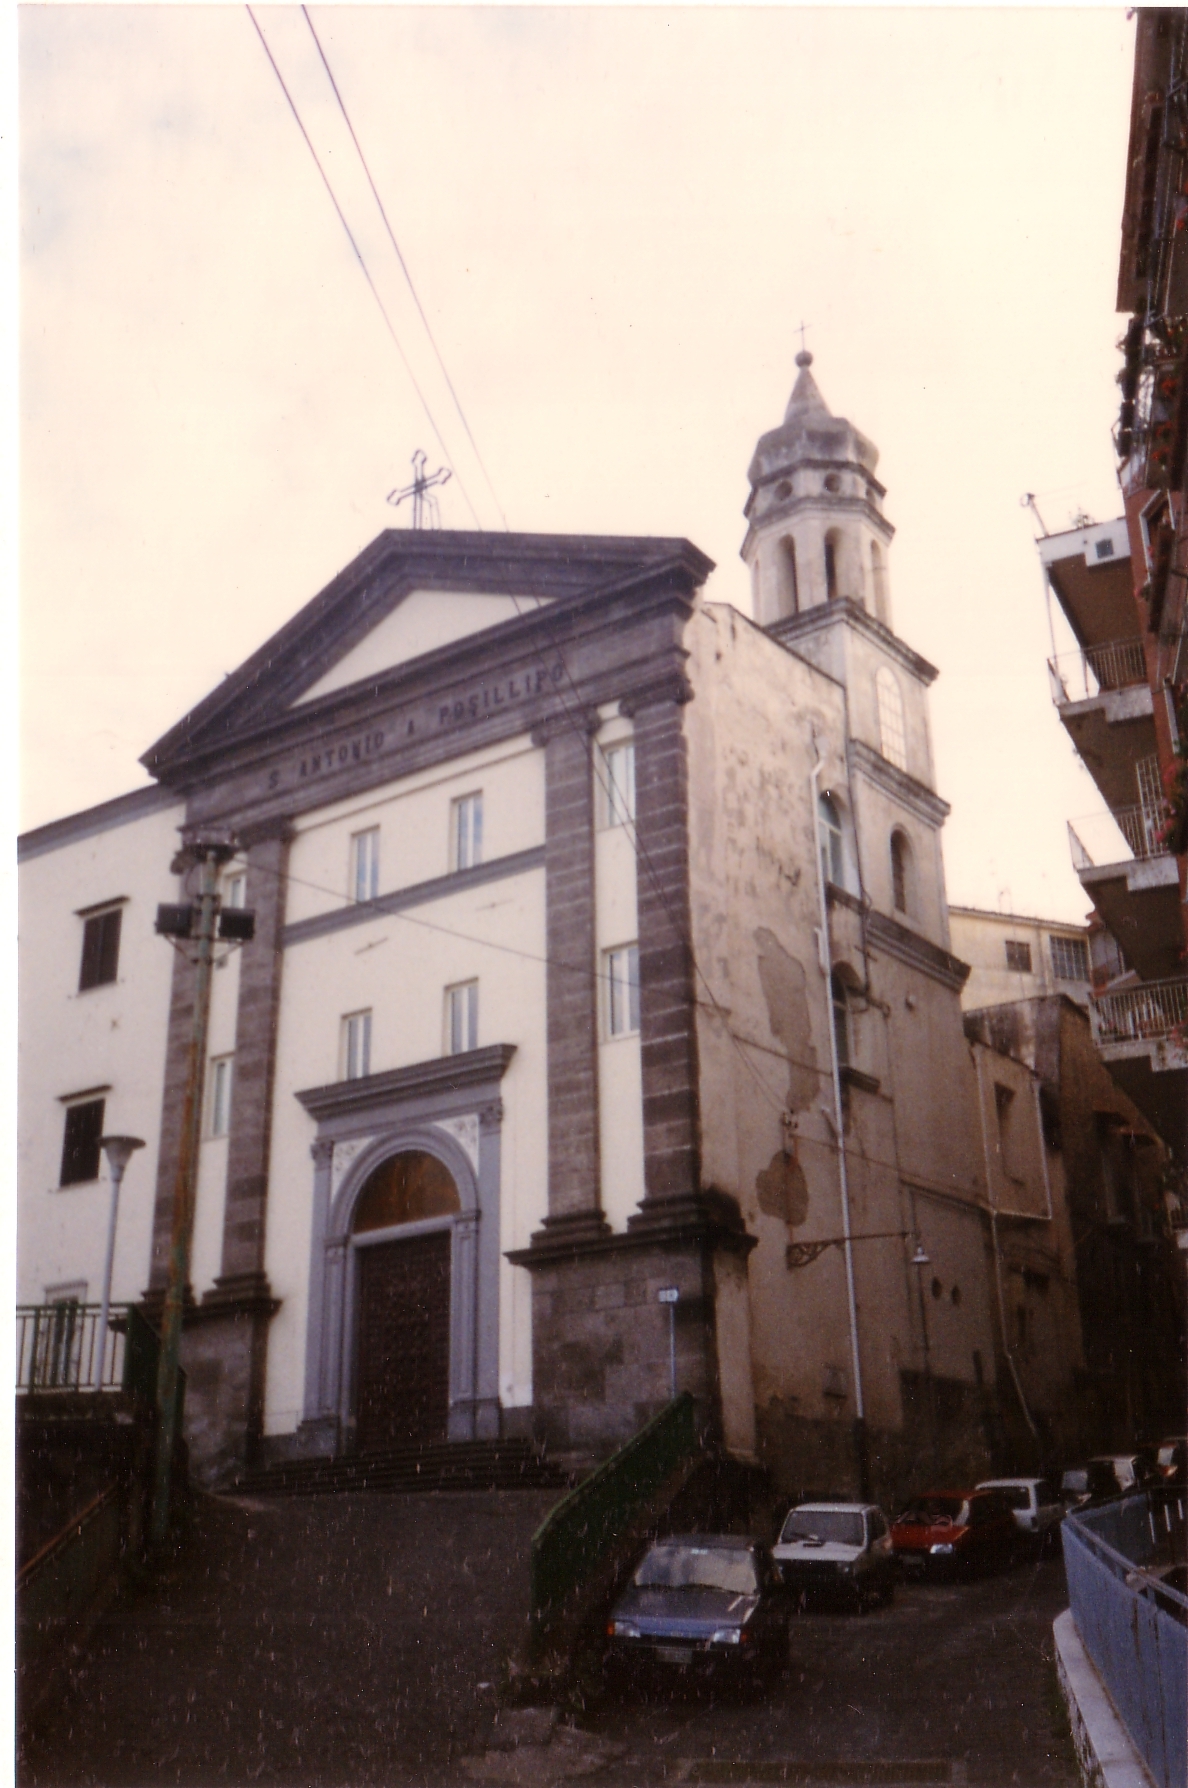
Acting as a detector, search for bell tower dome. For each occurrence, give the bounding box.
[741,352,894,629]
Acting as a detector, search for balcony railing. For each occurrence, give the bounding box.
[1089,977,1188,1049]
[1048,638,1148,705]
[1067,805,1170,870]
[17,1303,127,1394]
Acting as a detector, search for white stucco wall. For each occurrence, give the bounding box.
[260,731,548,1436]
[18,794,185,1309]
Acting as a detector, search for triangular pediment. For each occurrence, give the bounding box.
[140,529,714,781]
[293,587,551,706]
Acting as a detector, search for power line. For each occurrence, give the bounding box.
[245,6,484,530]
[301,5,510,531]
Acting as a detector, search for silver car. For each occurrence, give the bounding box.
[772,1501,895,1610]
[976,1476,1063,1552]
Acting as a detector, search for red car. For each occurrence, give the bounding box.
[890,1490,1017,1578]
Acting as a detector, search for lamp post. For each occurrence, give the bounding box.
[96,1135,145,1388]
[910,1238,937,1474]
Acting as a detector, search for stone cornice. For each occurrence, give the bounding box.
[850,739,951,826]
[295,1044,517,1123]
[281,848,546,949]
[18,783,180,863]
[867,911,970,992]
[767,600,939,686]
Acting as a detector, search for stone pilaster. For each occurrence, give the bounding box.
[623,678,702,1210]
[147,923,200,1293]
[535,715,608,1242]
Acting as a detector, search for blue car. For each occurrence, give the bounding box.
[605,1534,789,1684]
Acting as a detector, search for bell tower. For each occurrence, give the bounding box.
[742,351,894,629]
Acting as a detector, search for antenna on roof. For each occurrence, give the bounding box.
[387,450,452,529]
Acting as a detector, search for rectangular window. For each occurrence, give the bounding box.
[341,1010,372,1081]
[445,981,479,1055]
[59,1098,105,1187]
[208,1055,234,1137]
[350,829,379,904]
[1004,940,1032,973]
[224,873,246,910]
[1049,935,1089,982]
[78,907,122,992]
[452,794,483,870]
[604,944,640,1037]
[599,743,636,828]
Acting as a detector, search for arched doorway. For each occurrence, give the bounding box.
[352,1150,461,1453]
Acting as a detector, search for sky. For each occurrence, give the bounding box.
[19,5,1137,924]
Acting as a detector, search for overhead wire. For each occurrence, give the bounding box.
[245,6,485,530]
[301,5,511,532]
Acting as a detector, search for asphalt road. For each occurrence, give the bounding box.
[18,1491,1077,1788]
[578,1556,1078,1788]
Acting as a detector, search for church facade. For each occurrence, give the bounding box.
[20,359,1093,1497]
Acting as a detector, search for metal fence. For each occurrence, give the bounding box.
[16,1303,127,1394]
[1062,1495,1187,1788]
[529,1393,699,1655]
[1047,638,1148,704]
[1089,977,1188,1049]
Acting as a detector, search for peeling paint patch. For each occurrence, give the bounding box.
[756,1148,809,1225]
[754,927,818,1114]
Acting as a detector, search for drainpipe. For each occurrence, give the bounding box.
[973,1044,1040,1447]
[810,736,868,1495]
[1031,1079,1055,1221]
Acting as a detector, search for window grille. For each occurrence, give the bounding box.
[1049,935,1089,982]
[1005,940,1032,973]
[875,668,907,772]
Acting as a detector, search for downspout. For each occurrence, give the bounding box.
[973,1043,1040,1445]
[810,735,867,1491]
[1031,1078,1055,1222]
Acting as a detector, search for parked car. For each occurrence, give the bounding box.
[1061,1462,1114,1509]
[772,1501,896,1610]
[1088,1453,1161,1495]
[1156,1438,1187,1485]
[890,1490,1018,1577]
[975,1477,1064,1553]
[604,1535,789,1684]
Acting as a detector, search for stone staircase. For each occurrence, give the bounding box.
[228,1436,575,1498]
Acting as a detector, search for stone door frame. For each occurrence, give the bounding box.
[295,1045,515,1455]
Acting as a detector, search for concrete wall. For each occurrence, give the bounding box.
[949,907,1091,1011]
[18,795,184,1309]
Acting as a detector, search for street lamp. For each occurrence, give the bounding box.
[97,1135,145,1387]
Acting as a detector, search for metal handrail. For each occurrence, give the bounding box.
[1047,638,1148,704]
[16,1302,127,1394]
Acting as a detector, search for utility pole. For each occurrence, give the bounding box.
[150,836,242,1550]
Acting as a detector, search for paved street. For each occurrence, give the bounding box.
[19,1491,1077,1788]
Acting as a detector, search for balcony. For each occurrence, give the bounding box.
[1039,520,1136,645]
[1089,978,1188,1072]
[1048,644,1156,812]
[1068,816,1183,982]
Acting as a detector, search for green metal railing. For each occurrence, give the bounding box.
[529,1393,699,1651]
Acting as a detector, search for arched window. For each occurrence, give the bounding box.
[352,1150,461,1234]
[830,970,851,1068]
[818,792,845,890]
[777,536,799,617]
[890,829,914,915]
[876,667,907,771]
[870,540,889,625]
[824,532,840,602]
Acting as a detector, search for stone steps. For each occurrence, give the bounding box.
[229,1437,575,1498]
